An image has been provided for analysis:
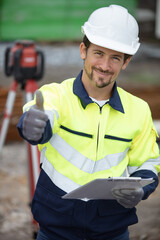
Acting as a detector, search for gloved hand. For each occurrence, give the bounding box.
[112,188,144,208]
[22,90,48,141]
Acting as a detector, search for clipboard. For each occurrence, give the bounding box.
[62,177,154,200]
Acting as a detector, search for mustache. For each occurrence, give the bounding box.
[92,66,114,75]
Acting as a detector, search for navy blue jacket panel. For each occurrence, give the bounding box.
[31,169,135,240]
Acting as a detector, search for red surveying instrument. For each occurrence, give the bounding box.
[0,40,44,238]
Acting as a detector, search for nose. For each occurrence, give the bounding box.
[99,57,111,72]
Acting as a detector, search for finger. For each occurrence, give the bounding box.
[112,189,135,201]
[117,199,134,208]
[29,133,43,141]
[112,189,123,197]
[120,188,141,196]
[34,119,47,128]
[35,90,44,111]
[33,126,45,134]
[29,108,48,122]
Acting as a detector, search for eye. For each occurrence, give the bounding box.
[112,56,121,61]
[95,51,103,56]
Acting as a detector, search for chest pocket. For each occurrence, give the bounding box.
[60,125,93,138]
[104,135,132,142]
[104,134,132,153]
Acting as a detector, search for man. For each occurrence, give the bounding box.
[17,5,160,240]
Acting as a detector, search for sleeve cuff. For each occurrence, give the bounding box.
[130,169,159,200]
[17,112,52,145]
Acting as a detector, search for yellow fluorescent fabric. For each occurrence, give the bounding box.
[23,78,160,191]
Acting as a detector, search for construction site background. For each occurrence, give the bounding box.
[0,41,160,240]
[0,0,160,239]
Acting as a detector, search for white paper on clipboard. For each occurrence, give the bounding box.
[62,177,154,200]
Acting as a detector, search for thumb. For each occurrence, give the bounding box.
[35,90,44,111]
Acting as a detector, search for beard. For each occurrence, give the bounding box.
[84,65,114,88]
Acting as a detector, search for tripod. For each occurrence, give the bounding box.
[0,40,44,237]
[0,79,40,237]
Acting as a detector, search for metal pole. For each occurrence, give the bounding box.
[25,80,40,189]
[155,0,160,38]
[0,81,18,153]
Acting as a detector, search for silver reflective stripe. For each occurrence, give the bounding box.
[121,168,129,177]
[24,105,34,112]
[45,109,59,129]
[128,166,141,175]
[128,157,160,175]
[49,133,129,173]
[42,155,80,193]
[40,147,47,164]
[23,105,58,129]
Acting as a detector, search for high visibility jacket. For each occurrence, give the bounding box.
[18,70,160,239]
[23,71,160,195]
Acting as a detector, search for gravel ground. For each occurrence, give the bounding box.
[0,143,33,240]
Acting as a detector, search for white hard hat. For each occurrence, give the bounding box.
[81,5,140,55]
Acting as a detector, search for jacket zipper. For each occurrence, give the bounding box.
[96,106,102,160]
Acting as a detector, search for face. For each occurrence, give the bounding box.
[80,43,131,90]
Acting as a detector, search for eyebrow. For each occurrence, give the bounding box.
[112,54,123,59]
[93,49,104,53]
[93,49,123,58]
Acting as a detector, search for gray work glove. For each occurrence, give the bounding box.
[112,188,144,208]
[22,90,48,141]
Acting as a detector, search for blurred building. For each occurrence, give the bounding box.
[137,0,160,40]
[0,0,159,42]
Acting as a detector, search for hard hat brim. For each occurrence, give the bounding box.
[82,26,140,55]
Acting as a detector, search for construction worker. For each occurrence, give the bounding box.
[17,4,160,240]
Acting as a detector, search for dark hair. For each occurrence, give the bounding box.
[82,35,132,63]
[83,35,91,49]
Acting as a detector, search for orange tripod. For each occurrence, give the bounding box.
[0,40,44,238]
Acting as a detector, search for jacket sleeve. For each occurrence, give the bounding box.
[128,103,160,199]
[130,169,159,200]
[17,112,52,145]
[17,84,61,145]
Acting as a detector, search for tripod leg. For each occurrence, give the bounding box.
[24,80,40,237]
[25,80,40,187]
[27,143,40,238]
[0,81,18,154]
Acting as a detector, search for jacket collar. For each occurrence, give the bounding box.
[73,70,124,113]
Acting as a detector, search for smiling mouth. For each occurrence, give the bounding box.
[94,68,113,77]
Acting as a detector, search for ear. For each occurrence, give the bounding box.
[80,42,87,60]
[122,56,132,70]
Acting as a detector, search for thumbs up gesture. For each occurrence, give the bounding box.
[35,90,44,111]
[22,90,48,141]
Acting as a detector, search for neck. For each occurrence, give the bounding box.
[82,76,114,101]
